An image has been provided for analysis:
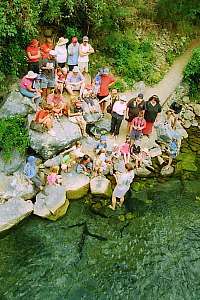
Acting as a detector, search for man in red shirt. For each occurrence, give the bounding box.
[40,38,54,59]
[130,110,146,141]
[97,68,115,113]
[26,39,40,73]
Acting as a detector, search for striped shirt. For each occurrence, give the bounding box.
[131,117,146,131]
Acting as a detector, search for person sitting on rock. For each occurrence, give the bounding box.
[95,135,107,153]
[55,67,66,94]
[76,154,93,177]
[130,146,151,170]
[47,88,68,118]
[33,107,54,133]
[19,71,41,105]
[93,148,113,176]
[47,166,62,185]
[68,100,87,137]
[119,136,131,164]
[65,66,85,98]
[24,156,44,190]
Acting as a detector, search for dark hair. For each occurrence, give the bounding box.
[54,88,61,95]
[148,95,160,104]
[81,154,90,163]
[125,163,134,171]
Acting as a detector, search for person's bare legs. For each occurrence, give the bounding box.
[119,196,125,207]
[109,195,117,210]
[65,85,74,96]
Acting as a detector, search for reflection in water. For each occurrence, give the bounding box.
[0,177,200,299]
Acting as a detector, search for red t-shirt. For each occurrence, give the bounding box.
[35,110,49,123]
[40,43,53,59]
[98,75,115,97]
[26,46,40,63]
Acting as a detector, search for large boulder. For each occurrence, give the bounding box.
[90,176,112,198]
[0,198,33,233]
[29,116,82,159]
[82,98,102,124]
[62,172,90,199]
[34,185,69,221]
[0,91,36,118]
[0,151,25,175]
[0,172,35,200]
[192,103,200,117]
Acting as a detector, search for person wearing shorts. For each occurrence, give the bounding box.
[130,110,146,142]
[78,36,94,73]
[40,50,57,99]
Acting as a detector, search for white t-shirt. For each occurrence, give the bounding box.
[78,43,93,63]
[112,101,127,116]
[55,45,67,63]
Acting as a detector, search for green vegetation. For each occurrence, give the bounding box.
[0,116,29,160]
[183,47,200,101]
[0,0,199,94]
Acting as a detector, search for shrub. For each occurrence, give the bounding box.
[0,116,29,161]
[183,47,200,100]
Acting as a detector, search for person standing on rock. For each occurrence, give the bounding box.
[110,95,127,138]
[97,68,115,114]
[68,37,79,71]
[24,156,43,190]
[78,36,94,74]
[109,163,134,210]
[55,37,68,68]
[126,93,145,132]
[143,95,161,136]
[26,39,40,74]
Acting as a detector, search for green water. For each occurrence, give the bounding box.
[1,176,200,300]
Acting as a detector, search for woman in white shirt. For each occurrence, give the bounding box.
[78,36,94,73]
[110,95,127,137]
[55,37,68,68]
[109,163,135,210]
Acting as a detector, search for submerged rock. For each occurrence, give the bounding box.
[90,176,112,198]
[161,165,174,176]
[0,172,35,201]
[29,116,82,159]
[34,185,69,221]
[0,198,33,233]
[62,172,90,199]
[0,91,35,118]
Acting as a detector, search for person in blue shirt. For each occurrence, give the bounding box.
[67,37,79,71]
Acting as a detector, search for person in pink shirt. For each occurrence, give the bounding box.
[130,110,146,142]
[19,71,41,103]
[47,166,62,185]
[119,136,131,163]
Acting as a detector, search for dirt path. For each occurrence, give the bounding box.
[106,39,200,145]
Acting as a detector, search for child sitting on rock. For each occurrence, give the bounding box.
[76,155,93,177]
[95,135,107,153]
[47,166,62,185]
[119,136,131,164]
[93,148,112,176]
[55,67,66,94]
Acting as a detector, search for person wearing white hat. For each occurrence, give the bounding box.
[65,66,85,98]
[40,49,57,99]
[55,37,68,68]
[19,71,41,103]
[78,36,94,73]
[110,95,127,138]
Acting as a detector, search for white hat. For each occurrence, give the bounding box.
[57,37,69,46]
[49,50,56,56]
[83,36,89,42]
[72,66,80,73]
[25,71,38,79]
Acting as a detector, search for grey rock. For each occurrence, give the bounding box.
[0,151,25,175]
[82,98,102,123]
[0,91,35,118]
[161,166,174,176]
[0,172,35,201]
[34,185,69,221]
[136,167,151,177]
[183,120,192,129]
[62,172,90,199]
[182,109,195,121]
[29,116,82,159]
[95,118,111,132]
[90,176,112,198]
[192,103,200,117]
[0,198,33,232]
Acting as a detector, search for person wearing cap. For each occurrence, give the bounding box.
[67,37,80,71]
[40,50,57,99]
[65,66,85,98]
[110,95,127,138]
[26,39,40,73]
[143,95,162,135]
[19,71,41,102]
[97,68,115,113]
[126,93,145,131]
[40,38,54,60]
[78,36,94,73]
[55,37,68,68]
[68,99,87,137]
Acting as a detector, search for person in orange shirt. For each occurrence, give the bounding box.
[40,38,54,59]
[97,68,115,114]
[26,39,40,73]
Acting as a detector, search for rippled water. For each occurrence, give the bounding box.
[0,175,200,299]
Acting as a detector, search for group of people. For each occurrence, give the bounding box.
[21,34,183,211]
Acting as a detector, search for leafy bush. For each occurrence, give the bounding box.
[183,47,200,100]
[0,116,29,160]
